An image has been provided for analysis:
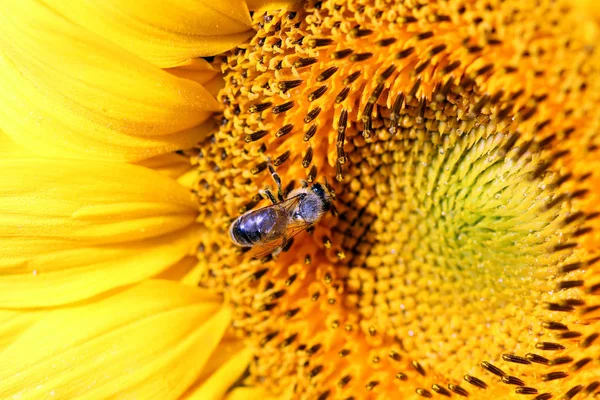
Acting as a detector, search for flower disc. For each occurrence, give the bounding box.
[193,1,600,399]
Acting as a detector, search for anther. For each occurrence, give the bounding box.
[549,356,573,366]
[272,101,294,114]
[251,161,268,175]
[557,331,581,340]
[339,349,350,357]
[303,124,317,141]
[316,66,338,82]
[542,321,568,330]
[259,303,277,311]
[308,85,327,101]
[481,361,505,377]
[443,60,461,74]
[378,38,397,46]
[294,57,317,68]
[544,303,574,312]
[244,130,269,143]
[389,351,401,361]
[396,372,407,381]
[432,384,451,396]
[249,102,273,113]
[416,31,434,40]
[429,44,447,56]
[280,333,298,347]
[534,394,553,400]
[414,59,431,75]
[308,365,323,378]
[536,342,565,350]
[343,71,361,85]
[250,268,268,282]
[306,344,321,355]
[585,382,600,394]
[502,354,531,365]
[378,65,396,81]
[501,376,525,386]
[570,358,591,371]
[448,384,469,397]
[366,381,379,391]
[304,107,321,123]
[515,387,538,395]
[273,151,290,167]
[307,38,333,48]
[563,385,583,399]
[331,49,353,59]
[464,375,487,389]
[302,147,313,168]
[278,80,303,92]
[580,332,599,348]
[541,371,568,381]
[476,64,494,76]
[416,388,432,398]
[559,261,582,273]
[317,391,330,400]
[307,165,317,182]
[409,79,421,97]
[350,27,374,38]
[260,331,279,346]
[396,47,415,59]
[350,52,373,62]
[285,308,300,319]
[276,124,294,138]
[338,375,351,387]
[525,353,549,365]
[412,360,426,376]
[335,87,350,103]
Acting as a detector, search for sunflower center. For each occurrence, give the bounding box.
[199,0,600,398]
[338,120,567,368]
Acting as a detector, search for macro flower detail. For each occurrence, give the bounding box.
[195,1,600,399]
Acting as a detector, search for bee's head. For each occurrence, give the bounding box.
[311,182,332,212]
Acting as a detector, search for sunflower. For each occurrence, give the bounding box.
[1,0,599,399]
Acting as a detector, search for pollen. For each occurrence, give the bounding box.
[192,0,600,399]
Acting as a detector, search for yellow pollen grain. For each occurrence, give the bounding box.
[192,0,600,399]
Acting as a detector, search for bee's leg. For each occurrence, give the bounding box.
[260,188,278,205]
[267,161,284,202]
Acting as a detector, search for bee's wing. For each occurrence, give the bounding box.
[250,194,308,258]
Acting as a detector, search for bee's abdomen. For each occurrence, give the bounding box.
[230,216,260,246]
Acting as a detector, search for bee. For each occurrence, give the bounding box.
[230,161,333,258]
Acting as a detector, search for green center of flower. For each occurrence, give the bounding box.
[338,121,576,371]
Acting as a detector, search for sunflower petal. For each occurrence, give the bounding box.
[245,0,300,13]
[44,0,254,68]
[0,158,201,308]
[0,280,231,400]
[0,0,220,162]
[184,340,252,400]
[225,386,280,400]
[136,152,194,179]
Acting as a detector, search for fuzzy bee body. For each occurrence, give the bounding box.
[230,182,332,257]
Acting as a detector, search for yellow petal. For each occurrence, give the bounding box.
[245,0,300,13]
[136,152,194,179]
[0,280,232,400]
[0,0,220,163]
[0,130,31,158]
[166,58,222,85]
[44,0,254,68]
[225,386,280,400]
[0,158,201,308]
[183,339,252,400]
